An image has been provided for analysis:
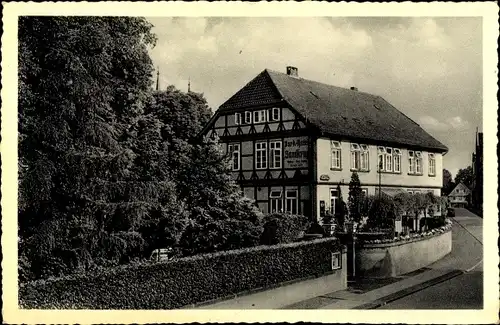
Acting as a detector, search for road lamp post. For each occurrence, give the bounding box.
[352,223,357,279]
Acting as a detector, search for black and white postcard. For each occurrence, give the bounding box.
[2,2,498,324]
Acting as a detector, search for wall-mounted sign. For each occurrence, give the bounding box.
[284,137,308,168]
[320,174,330,181]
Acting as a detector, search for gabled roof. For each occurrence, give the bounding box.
[448,182,471,196]
[219,69,448,152]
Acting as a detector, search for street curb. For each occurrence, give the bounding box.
[352,269,465,309]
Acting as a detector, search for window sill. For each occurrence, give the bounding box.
[330,167,342,171]
[350,169,370,173]
[428,174,436,177]
[377,171,401,174]
[407,172,424,176]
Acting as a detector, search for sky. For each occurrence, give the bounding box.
[146,17,483,178]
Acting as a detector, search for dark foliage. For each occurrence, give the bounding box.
[260,213,310,245]
[306,222,326,236]
[19,238,341,309]
[455,166,474,189]
[366,195,397,230]
[18,17,263,281]
[348,172,363,223]
[334,184,348,230]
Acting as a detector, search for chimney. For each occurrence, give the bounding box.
[286,66,298,77]
[350,86,358,91]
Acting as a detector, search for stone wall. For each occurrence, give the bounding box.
[356,228,452,278]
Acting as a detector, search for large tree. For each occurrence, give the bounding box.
[442,168,455,195]
[455,166,474,189]
[18,17,158,279]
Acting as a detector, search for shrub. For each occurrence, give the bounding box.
[366,196,396,230]
[447,208,456,218]
[306,222,326,236]
[421,216,446,230]
[260,213,310,245]
[179,218,263,256]
[19,238,342,309]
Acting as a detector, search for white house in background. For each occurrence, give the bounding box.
[447,182,471,208]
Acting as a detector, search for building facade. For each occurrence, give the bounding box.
[200,67,448,222]
[447,182,471,208]
[471,130,483,214]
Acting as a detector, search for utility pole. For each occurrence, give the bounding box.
[378,160,382,199]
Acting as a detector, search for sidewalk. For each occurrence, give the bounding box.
[196,267,463,309]
[289,268,462,309]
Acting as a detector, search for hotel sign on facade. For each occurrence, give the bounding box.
[284,136,309,168]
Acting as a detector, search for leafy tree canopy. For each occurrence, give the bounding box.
[455,166,474,189]
[442,169,455,195]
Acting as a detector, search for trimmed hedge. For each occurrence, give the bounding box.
[19,238,341,309]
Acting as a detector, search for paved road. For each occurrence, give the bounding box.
[379,208,483,309]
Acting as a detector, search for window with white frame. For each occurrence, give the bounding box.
[245,111,252,124]
[269,190,283,213]
[255,142,267,169]
[408,150,415,174]
[393,148,402,173]
[253,110,267,124]
[330,189,339,215]
[428,153,436,176]
[361,144,369,171]
[415,151,423,174]
[272,107,280,121]
[269,140,282,169]
[331,141,341,169]
[227,143,240,171]
[235,113,242,125]
[351,143,361,170]
[285,190,298,214]
[331,252,341,270]
[253,111,260,123]
[378,147,386,171]
[407,190,414,194]
[385,148,393,172]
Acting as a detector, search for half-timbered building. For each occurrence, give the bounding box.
[200,67,448,222]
